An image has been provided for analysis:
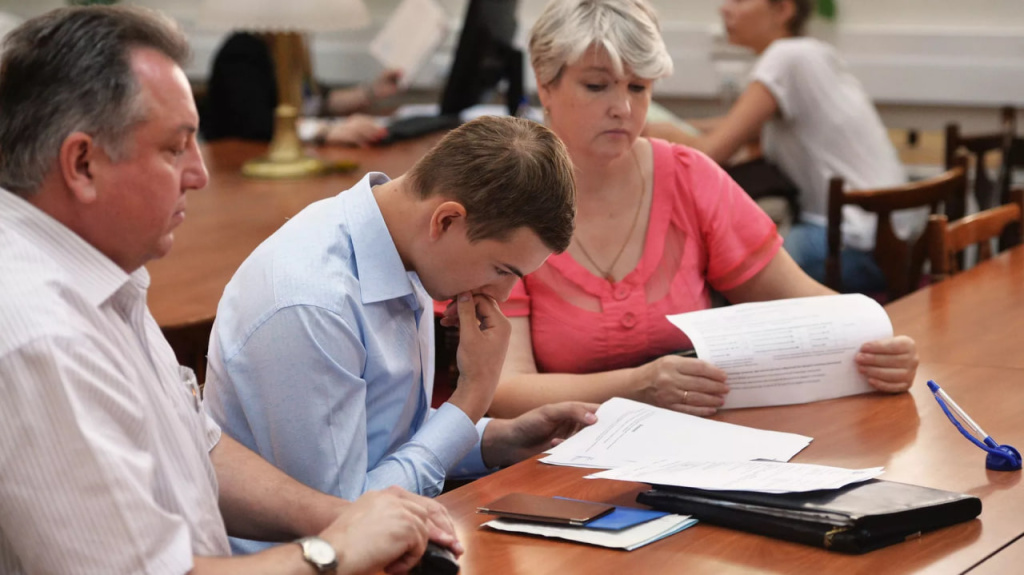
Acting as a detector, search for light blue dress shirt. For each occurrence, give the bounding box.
[203,173,491,554]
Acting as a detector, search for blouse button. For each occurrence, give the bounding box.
[621,312,637,329]
[613,285,630,301]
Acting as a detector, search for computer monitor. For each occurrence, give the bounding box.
[380,0,523,144]
[440,0,523,116]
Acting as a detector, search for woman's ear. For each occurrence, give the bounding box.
[428,200,468,241]
[58,132,99,204]
[772,0,797,33]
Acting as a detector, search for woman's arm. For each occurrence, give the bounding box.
[489,317,728,419]
[662,81,779,165]
[325,69,402,115]
[720,248,834,303]
[722,250,918,392]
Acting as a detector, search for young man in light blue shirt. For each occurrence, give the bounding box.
[203,116,597,553]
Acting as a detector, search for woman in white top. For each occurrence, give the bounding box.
[647,0,911,293]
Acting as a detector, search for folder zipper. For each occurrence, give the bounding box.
[824,526,850,548]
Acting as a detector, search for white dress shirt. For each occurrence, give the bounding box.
[0,189,230,574]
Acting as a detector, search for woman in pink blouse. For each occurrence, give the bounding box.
[464,0,919,418]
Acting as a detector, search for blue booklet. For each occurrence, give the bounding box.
[554,497,669,531]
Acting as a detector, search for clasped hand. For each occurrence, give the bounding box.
[439,292,510,422]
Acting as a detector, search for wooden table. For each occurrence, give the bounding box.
[147,138,441,372]
[967,534,1024,574]
[885,247,1024,369]
[437,249,1024,574]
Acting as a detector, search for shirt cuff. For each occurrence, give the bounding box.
[412,402,481,475]
[449,416,497,479]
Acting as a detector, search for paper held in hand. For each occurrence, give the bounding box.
[369,0,449,87]
[667,294,893,410]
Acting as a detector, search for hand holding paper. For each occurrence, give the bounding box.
[667,294,895,409]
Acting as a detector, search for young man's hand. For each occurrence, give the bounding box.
[446,292,511,422]
[480,402,599,469]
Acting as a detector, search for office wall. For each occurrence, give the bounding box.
[1,1,1022,129]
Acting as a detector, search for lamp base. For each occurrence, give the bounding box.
[241,154,327,179]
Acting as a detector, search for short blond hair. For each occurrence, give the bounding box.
[529,0,673,87]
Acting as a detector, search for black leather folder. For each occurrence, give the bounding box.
[636,479,981,554]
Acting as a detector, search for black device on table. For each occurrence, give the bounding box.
[380,0,524,145]
[410,542,459,575]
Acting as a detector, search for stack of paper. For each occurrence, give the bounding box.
[588,460,884,493]
[484,513,696,551]
[541,398,812,469]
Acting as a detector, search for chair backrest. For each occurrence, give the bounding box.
[997,116,1024,248]
[826,161,967,301]
[944,106,1016,220]
[926,187,1024,282]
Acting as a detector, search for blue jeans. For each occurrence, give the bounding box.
[784,222,887,294]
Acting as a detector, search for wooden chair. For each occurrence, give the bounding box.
[826,161,966,301]
[926,188,1024,282]
[997,121,1024,248]
[944,106,1016,221]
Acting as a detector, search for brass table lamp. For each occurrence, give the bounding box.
[199,0,370,178]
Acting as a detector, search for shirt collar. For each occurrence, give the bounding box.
[0,188,133,307]
[345,173,418,305]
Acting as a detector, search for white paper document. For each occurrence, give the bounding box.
[588,460,884,493]
[541,398,811,469]
[483,514,697,551]
[667,294,893,410]
[369,0,449,85]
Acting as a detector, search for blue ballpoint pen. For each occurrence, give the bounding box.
[927,380,1021,471]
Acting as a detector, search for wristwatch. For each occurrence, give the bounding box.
[296,536,338,574]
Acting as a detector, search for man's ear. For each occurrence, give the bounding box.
[58,132,100,204]
[428,200,468,241]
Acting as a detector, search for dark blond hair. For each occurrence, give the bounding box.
[772,0,813,36]
[408,116,576,252]
[0,6,190,196]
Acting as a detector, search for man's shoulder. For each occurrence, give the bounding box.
[238,194,360,308]
[0,248,90,356]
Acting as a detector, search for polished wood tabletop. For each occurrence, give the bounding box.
[967,534,1024,574]
[147,137,442,330]
[437,250,1024,575]
[885,246,1024,369]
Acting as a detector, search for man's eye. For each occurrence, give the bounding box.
[585,84,606,92]
[629,84,647,93]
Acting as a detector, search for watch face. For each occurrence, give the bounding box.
[302,537,337,569]
[308,539,335,564]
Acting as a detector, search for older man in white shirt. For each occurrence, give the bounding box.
[0,6,458,575]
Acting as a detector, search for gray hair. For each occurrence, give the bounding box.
[529,0,673,87]
[0,6,190,197]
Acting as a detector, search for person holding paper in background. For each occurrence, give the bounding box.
[203,32,403,145]
[643,0,916,292]
[478,0,918,419]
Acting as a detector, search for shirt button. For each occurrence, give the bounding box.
[621,312,637,329]
[613,285,630,301]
